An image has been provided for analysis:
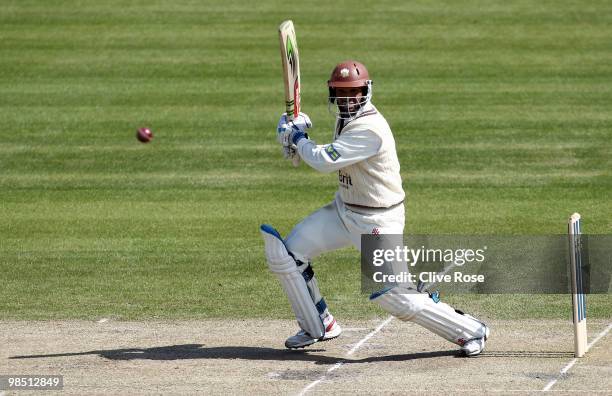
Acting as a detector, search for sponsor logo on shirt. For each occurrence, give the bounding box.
[325,144,341,161]
[338,170,352,189]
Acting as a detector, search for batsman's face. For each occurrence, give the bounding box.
[335,87,364,114]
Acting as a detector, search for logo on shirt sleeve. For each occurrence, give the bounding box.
[325,144,341,161]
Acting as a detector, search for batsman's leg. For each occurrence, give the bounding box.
[370,286,489,356]
[279,201,351,348]
[260,224,325,342]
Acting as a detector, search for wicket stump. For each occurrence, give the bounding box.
[568,213,587,357]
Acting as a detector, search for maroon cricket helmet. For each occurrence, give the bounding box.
[327,60,370,88]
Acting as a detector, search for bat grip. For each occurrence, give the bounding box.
[287,113,301,167]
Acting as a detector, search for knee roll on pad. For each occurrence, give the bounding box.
[370,286,486,346]
[260,224,325,339]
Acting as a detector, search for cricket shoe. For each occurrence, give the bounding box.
[285,317,342,349]
[461,320,490,357]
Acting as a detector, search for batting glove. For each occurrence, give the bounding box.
[277,112,312,147]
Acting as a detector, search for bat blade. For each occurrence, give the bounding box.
[278,20,300,121]
[278,20,302,167]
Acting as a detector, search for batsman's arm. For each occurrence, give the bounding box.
[294,130,382,173]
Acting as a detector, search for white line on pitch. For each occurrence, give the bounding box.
[542,323,612,392]
[297,316,394,396]
[586,323,612,351]
[347,316,394,356]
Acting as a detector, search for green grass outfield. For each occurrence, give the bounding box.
[1,1,610,320]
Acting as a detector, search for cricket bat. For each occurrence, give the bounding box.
[278,20,301,167]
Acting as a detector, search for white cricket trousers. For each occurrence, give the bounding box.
[285,193,405,263]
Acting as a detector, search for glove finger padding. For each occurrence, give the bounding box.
[291,112,312,131]
[276,112,308,165]
[277,124,292,146]
[277,113,289,130]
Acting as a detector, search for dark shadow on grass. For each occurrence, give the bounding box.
[10,344,462,364]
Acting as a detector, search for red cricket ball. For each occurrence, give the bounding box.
[136,127,153,143]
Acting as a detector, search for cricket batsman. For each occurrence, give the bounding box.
[261,60,489,356]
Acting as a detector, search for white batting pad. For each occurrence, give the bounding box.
[260,224,325,339]
[371,286,486,346]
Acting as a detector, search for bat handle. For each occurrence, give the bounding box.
[287,113,301,167]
